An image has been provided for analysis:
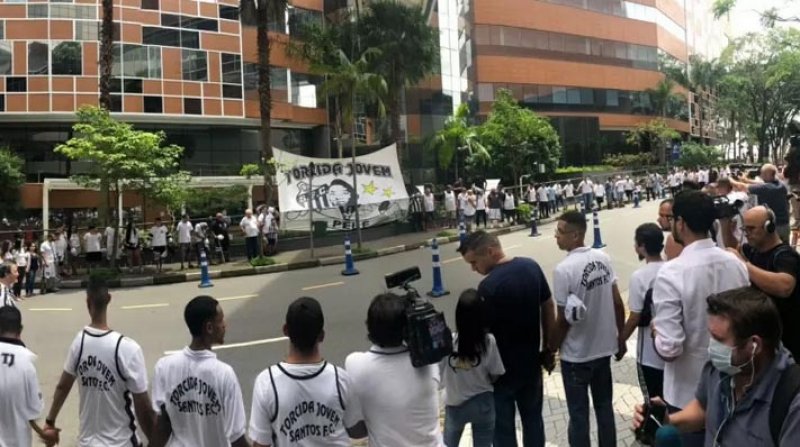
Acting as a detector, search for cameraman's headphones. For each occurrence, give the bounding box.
[762,205,776,234]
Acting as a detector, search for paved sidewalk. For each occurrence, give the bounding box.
[458,335,644,446]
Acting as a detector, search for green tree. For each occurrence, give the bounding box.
[239,0,289,203]
[359,0,438,154]
[625,118,680,164]
[479,90,560,185]
[674,142,724,169]
[714,0,799,27]
[666,55,725,142]
[55,106,185,266]
[645,78,684,118]
[0,147,25,217]
[427,103,490,181]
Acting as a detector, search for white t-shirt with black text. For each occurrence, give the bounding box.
[0,338,43,447]
[628,262,666,370]
[249,361,363,446]
[440,334,505,407]
[152,347,246,447]
[553,247,619,363]
[345,346,442,447]
[63,327,149,447]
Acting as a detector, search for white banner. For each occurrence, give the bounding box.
[275,144,410,231]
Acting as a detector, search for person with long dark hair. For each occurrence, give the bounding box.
[442,289,505,447]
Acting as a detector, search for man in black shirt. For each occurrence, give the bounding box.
[458,231,556,447]
[210,213,230,263]
[729,206,800,359]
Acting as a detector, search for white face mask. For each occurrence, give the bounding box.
[708,337,754,376]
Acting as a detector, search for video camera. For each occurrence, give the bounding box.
[385,267,453,368]
[713,195,744,219]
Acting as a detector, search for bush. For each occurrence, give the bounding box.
[239,164,261,179]
[602,153,656,167]
[352,247,376,255]
[556,165,613,175]
[89,268,120,282]
[437,230,456,238]
[516,203,533,222]
[249,256,276,267]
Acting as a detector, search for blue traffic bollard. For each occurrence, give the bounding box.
[592,209,606,249]
[459,218,467,247]
[634,190,641,208]
[198,249,213,288]
[427,238,450,298]
[529,213,540,237]
[341,236,359,276]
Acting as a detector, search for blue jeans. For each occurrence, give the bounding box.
[582,193,593,213]
[494,375,544,447]
[444,392,495,447]
[561,357,616,447]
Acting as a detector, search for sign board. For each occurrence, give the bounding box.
[486,179,501,191]
[275,144,410,231]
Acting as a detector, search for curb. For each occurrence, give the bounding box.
[59,222,535,289]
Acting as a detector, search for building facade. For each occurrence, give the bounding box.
[0,0,329,181]
[468,0,726,165]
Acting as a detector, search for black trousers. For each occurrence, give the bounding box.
[476,210,487,227]
[640,364,664,399]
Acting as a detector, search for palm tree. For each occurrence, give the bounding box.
[645,78,686,118]
[240,0,289,203]
[669,55,725,143]
[99,0,113,110]
[358,1,438,158]
[428,103,490,180]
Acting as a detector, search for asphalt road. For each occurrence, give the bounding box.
[18,200,660,445]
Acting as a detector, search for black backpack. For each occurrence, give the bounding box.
[770,363,800,445]
[637,287,655,328]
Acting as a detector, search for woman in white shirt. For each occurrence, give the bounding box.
[594,183,605,211]
[441,289,505,447]
[13,242,29,297]
[475,191,487,229]
[462,190,477,231]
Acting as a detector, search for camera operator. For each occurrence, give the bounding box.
[712,178,749,249]
[458,231,556,446]
[651,190,749,447]
[726,206,800,360]
[730,163,791,243]
[633,287,800,447]
[345,293,441,447]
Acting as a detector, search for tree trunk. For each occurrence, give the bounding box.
[99,0,114,110]
[257,0,275,205]
[110,182,120,269]
[389,87,404,162]
[698,95,705,143]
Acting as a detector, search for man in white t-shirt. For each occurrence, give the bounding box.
[54,227,67,278]
[44,279,155,447]
[39,234,57,294]
[550,210,625,447]
[151,296,248,447]
[176,215,195,269]
[83,226,103,272]
[150,217,169,273]
[423,187,436,229]
[345,293,442,447]
[250,297,365,446]
[564,182,576,209]
[0,262,19,307]
[577,177,593,213]
[444,185,457,228]
[104,225,117,261]
[240,209,260,261]
[620,223,666,399]
[0,306,57,447]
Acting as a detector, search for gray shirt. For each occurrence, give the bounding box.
[749,181,789,225]
[696,348,800,446]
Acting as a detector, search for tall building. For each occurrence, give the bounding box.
[0,0,329,181]
[468,0,727,165]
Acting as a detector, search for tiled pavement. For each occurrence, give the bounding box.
[458,334,645,446]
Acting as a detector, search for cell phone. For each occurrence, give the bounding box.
[635,363,667,445]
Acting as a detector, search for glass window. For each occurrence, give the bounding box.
[474,25,490,45]
[182,49,207,81]
[141,0,159,10]
[537,85,552,104]
[504,27,521,47]
[566,88,580,104]
[143,27,180,47]
[552,87,567,104]
[606,89,619,107]
[532,30,549,50]
[580,88,594,105]
[161,13,181,28]
[184,98,202,115]
[6,77,25,92]
[0,95,4,112]
[291,72,321,108]
[123,79,142,93]
[288,7,322,35]
[147,46,161,78]
[28,5,48,18]
[489,26,502,45]
[75,21,99,40]
[110,95,122,113]
[477,83,493,102]
[221,53,241,84]
[222,84,242,99]
[182,17,218,32]
[219,5,239,21]
[110,78,122,93]
[144,96,162,113]
[0,21,4,40]
[122,44,147,78]
[549,34,565,52]
[52,41,82,75]
[111,43,122,76]
[50,5,96,20]
[181,30,199,49]
[0,42,11,75]
[28,42,49,75]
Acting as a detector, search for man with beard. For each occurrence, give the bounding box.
[657,199,683,260]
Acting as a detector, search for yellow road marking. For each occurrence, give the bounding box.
[121,303,170,310]
[218,294,258,302]
[301,281,344,291]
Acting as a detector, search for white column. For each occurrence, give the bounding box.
[118,189,123,228]
[247,185,254,210]
[42,182,50,234]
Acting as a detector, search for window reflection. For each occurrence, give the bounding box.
[52,41,82,75]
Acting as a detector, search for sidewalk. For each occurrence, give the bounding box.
[59,220,536,289]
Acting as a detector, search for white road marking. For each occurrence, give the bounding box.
[442,257,462,265]
[218,294,258,302]
[28,307,73,312]
[121,303,170,310]
[163,336,289,355]
[505,244,522,250]
[301,281,344,291]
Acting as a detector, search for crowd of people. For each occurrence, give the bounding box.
[4,163,800,447]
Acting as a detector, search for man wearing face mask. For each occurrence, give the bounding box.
[651,190,749,447]
[633,287,800,446]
